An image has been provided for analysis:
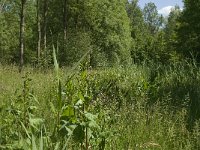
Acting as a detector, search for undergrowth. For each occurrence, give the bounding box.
[1,61,200,149]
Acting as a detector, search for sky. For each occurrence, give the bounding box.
[138,0,184,16]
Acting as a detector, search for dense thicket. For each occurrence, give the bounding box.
[0,0,200,66]
[2,0,200,149]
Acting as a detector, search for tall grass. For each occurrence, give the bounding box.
[1,60,200,149]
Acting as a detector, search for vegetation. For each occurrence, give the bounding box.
[1,61,200,149]
[1,0,200,149]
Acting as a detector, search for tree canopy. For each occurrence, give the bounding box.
[1,0,200,66]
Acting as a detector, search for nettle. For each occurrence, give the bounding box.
[49,47,111,149]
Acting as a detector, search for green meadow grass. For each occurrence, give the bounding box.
[1,62,200,149]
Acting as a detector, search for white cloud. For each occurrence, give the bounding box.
[158,6,174,16]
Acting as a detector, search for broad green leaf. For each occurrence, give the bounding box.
[62,106,74,117]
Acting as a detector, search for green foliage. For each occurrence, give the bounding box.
[2,0,200,149]
[177,0,200,60]
[1,62,200,149]
[143,2,163,34]
[0,72,44,149]
[164,6,182,62]
[127,1,169,64]
[1,0,132,67]
[85,0,132,66]
[60,30,93,66]
[164,6,181,45]
[0,1,19,63]
[1,0,200,67]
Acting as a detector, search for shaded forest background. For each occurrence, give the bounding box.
[1,0,200,68]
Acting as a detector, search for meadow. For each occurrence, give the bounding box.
[1,61,200,149]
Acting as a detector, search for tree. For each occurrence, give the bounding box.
[1,0,133,66]
[126,0,146,62]
[126,0,144,39]
[19,0,26,72]
[36,0,41,62]
[143,2,163,34]
[0,1,19,63]
[43,0,48,52]
[177,0,200,60]
[85,0,132,66]
[63,0,67,42]
[126,1,167,64]
[164,6,182,61]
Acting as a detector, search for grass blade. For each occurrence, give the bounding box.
[32,134,37,150]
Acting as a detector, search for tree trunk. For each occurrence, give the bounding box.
[43,0,48,52]
[75,0,79,29]
[63,0,67,42]
[37,0,41,63]
[19,0,26,72]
